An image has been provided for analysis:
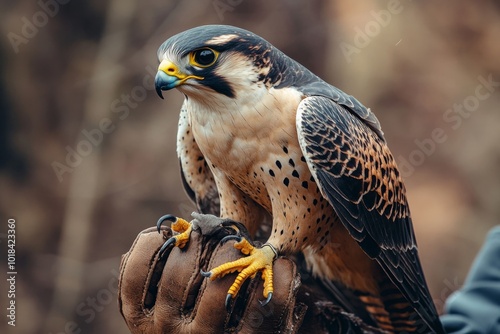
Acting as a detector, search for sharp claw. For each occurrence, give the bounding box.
[225,294,233,312]
[220,234,242,244]
[200,270,212,278]
[156,214,177,233]
[158,237,177,258]
[259,292,273,307]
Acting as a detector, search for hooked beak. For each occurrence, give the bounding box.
[154,60,203,99]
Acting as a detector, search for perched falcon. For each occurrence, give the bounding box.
[154,25,444,333]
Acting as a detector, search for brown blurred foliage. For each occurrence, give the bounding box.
[0,0,499,333]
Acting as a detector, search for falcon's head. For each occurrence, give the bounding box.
[154,25,292,102]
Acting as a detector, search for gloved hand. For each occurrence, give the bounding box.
[118,223,383,333]
[440,226,500,334]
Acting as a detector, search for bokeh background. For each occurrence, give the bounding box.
[1,0,499,333]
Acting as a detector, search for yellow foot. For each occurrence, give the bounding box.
[156,214,192,256]
[201,237,278,309]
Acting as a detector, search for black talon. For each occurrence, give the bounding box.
[259,292,273,307]
[156,214,177,233]
[220,234,242,244]
[225,294,233,312]
[200,270,212,278]
[158,237,177,258]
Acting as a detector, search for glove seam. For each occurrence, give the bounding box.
[119,231,146,312]
[235,276,259,332]
[193,237,234,327]
[179,232,204,325]
[118,251,131,318]
[275,258,300,333]
[119,229,163,332]
[141,239,163,316]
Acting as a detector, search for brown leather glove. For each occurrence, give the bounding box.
[118,225,382,333]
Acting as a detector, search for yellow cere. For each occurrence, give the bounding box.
[158,59,204,83]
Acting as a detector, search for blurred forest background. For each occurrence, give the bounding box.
[1,0,499,333]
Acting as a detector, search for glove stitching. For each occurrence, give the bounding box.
[119,229,145,301]
[119,231,144,311]
[233,275,258,332]
[120,230,161,331]
[274,258,300,333]
[179,233,203,324]
[140,238,163,315]
[118,250,131,318]
[191,238,234,328]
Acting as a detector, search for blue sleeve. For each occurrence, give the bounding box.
[440,226,500,333]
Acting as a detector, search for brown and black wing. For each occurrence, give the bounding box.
[296,96,444,333]
[177,101,220,215]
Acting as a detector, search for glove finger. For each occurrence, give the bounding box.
[236,257,305,334]
[153,230,209,332]
[186,238,245,333]
[119,227,171,332]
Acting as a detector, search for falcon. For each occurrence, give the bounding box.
[154,25,444,333]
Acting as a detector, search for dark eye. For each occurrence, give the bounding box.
[190,48,219,67]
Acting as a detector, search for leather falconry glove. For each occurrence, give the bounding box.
[118,214,384,333]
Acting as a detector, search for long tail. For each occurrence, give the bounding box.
[357,278,439,333]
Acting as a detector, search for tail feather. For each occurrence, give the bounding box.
[356,293,395,332]
[379,279,438,333]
